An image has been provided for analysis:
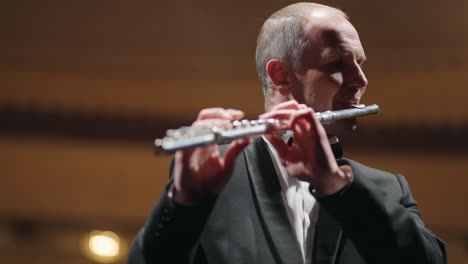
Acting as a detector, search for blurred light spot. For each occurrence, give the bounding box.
[89,231,120,257]
[82,230,126,263]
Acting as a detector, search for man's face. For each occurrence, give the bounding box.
[290,11,368,136]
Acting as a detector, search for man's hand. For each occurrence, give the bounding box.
[172,108,250,204]
[260,100,353,196]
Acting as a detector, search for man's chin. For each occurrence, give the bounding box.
[324,118,358,137]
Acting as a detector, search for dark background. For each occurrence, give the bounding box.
[1,0,467,263]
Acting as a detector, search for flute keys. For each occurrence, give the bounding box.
[232,119,256,128]
[154,138,164,147]
[211,126,221,133]
[231,118,278,128]
[166,128,183,138]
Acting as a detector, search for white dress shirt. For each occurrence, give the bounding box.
[263,136,319,264]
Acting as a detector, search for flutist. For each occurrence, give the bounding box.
[129,3,447,264]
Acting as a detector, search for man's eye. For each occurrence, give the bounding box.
[322,59,343,73]
[331,59,344,68]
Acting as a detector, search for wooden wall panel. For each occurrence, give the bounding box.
[0,135,467,231]
[2,0,468,262]
[2,66,468,122]
[2,0,468,121]
[0,136,170,225]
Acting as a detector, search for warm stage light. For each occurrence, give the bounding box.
[81,230,127,263]
[89,231,120,257]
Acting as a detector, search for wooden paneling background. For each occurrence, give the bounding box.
[1,0,467,263]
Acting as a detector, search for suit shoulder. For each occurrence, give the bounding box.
[342,158,399,179]
[341,158,407,198]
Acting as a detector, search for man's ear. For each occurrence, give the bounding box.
[266,59,290,87]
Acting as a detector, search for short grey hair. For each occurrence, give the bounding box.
[255,2,347,110]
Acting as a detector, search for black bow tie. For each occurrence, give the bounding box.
[331,142,343,159]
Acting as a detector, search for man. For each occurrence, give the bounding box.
[129,2,447,264]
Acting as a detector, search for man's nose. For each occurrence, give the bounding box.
[345,62,368,89]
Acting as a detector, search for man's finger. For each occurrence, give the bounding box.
[192,119,232,128]
[198,108,243,121]
[291,108,329,145]
[265,134,289,162]
[270,100,300,111]
[289,108,321,145]
[226,109,245,120]
[298,104,308,110]
[289,108,336,169]
[259,109,298,120]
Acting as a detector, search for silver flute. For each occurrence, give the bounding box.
[154,104,379,154]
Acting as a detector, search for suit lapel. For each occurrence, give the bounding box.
[312,207,343,264]
[244,138,303,264]
[313,140,344,264]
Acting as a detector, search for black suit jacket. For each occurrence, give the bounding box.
[129,138,447,264]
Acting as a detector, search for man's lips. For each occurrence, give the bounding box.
[335,100,360,109]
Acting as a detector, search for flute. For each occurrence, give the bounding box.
[154,104,379,154]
